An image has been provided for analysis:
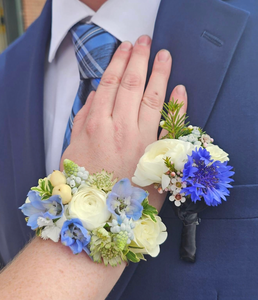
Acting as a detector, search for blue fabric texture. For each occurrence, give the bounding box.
[62,23,119,153]
[0,0,257,298]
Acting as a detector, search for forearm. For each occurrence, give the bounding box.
[0,184,166,299]
[0,237,125,299]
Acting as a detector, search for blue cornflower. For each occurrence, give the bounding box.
[61,219,91,254]
[107,178,147,222]
[20,190,64,230]
[182,148,234,206]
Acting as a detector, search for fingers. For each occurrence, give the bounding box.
[89,41,133,118]
[159,85,188,139]
[112,35,152,123]
[139,49,172,136]
[71,91,95,142]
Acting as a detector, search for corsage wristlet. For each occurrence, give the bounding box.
[132,100,235,263]
[20,160,168,266]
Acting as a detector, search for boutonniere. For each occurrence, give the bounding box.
[132,99,234,262]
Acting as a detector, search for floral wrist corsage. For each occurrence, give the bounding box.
[20,160,167,266]
[133,100,234,262]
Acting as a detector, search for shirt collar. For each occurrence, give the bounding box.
[49,0,161,63]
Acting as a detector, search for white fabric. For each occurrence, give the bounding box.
[44,0,161,174]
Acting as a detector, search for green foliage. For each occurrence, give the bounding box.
[31,178,53,200]
[126,251,140,263]
[160,98,191,139]
[142,198,158,223]
[136,252,146,261]
[163,157,176,172]
[36,227,43,237]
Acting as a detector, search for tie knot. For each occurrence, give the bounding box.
[70,23,120,80]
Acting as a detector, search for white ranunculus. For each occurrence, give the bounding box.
[132,139,195,187]
[206,144,229,162]
[68,186,111,231]
[131,216,167,257]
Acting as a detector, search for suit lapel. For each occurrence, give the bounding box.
[108,0,249,298]
[149,0,249,130]
[5,0,52,202]
[0,0,52,264]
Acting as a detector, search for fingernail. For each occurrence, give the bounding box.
[158,50,170,62]
[120,41,132,51]
[137,35,151,46]
[176,85,186,96]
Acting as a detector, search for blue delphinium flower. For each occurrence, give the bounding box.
[61,218,91,254]
[182,148,234,206]
[107,178,148,222]
[19,190,64,230]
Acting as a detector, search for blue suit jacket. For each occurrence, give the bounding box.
[0,0,257,299]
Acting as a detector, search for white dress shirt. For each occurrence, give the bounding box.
[44,0,161,174]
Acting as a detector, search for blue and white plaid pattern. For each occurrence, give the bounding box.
[62,23,120,153]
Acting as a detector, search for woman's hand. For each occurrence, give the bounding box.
[61,35,187,209]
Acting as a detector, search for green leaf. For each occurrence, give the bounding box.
[31,178,53,200]
[136,253,146,261]
[39,179,44,190]
[128,245,144,250]
[104,223,111,231]
[126,251,140,263]
[35,227,42,237]
[142,197,158,222]
[47,180,54,194]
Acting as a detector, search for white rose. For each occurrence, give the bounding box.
[206,144,229,162]
[68,186,111,231]
[131,216,168,257]
[132,139,195,187]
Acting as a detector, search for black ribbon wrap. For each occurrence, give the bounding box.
[172,198,208,263]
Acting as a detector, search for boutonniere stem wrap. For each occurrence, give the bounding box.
[133,99,234,263]
[20,160,167,266]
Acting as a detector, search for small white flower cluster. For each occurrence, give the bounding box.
[155,170,187,207]
[64,166,89,194]
[178,126,202,146]
[179,125,214,148]
[110,214,135,244]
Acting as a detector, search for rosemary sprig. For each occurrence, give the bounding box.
[160,98,191,139]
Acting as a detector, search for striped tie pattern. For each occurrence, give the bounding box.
[62,23,120,153]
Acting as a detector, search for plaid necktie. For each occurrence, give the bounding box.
[62,23,120,153]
